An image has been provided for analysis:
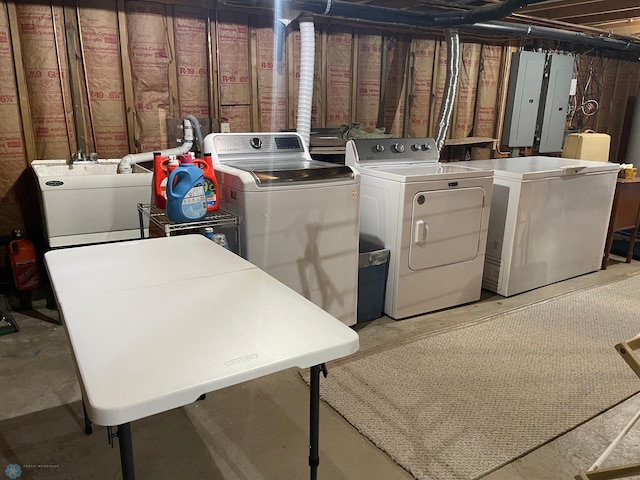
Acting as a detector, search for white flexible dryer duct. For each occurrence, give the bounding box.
[435,29,460,156]
[117,118,194,174]
[297,18,315,149]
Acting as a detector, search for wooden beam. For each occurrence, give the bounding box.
[117,0,136,153]
[351,33,359,129]
[319,26,327,128]
[249,20,258,131]
[495,45,515,153]
[208,8,219,126]
[520,0,612,16]
[6,0,37,163]
[521,0,640,22]
[576,463,640,480]
[563,7,640,24]
[51,0,77,157]
[63,3,92,154]
[286,23,296,129]
[596,22,640,36]
[166,4,179,119]
[587,18,640,28]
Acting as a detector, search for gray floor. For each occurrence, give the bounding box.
[3,255,640,479]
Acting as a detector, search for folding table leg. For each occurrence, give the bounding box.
[118,423,135,480]
[82,400,92,435]
[309,363,327,480]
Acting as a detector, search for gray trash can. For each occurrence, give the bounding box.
[357,238,390,323]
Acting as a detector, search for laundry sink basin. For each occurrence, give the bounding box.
[32,159,152,247]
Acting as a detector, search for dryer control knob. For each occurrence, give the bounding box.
[250,137,263,149]
[421,143,432,151]
[393,143,405,153]
[411,144,422,151]
[375,144,385,153]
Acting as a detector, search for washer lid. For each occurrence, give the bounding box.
[226,159,354,186]
[204,132,354,186]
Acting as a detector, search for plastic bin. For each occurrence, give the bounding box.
[357,238,390,323]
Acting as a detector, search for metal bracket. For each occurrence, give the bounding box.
[107,426,117,448]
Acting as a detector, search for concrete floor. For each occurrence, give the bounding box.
[3,255,640,479]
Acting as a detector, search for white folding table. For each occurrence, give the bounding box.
[44,235,359,480]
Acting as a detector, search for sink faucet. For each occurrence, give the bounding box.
[70,150,98,166]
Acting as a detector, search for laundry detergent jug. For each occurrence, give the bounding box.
[166,155,207,222]
[152,152,170,209]
[194,154,219,212]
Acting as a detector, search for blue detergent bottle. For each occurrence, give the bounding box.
[166,154,207,222]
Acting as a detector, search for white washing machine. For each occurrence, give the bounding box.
[203,132,360,326]
[345,138,494,320]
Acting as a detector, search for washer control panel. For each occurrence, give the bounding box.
[207,133,307,156]
[346,137,439,165]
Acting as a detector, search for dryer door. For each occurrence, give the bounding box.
[409,187,485,270]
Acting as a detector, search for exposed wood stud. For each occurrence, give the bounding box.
[6,0,37,164]
[117,0,136,153]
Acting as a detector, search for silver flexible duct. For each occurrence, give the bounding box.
[435,29,460,155]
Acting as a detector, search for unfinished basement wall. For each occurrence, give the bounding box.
[77,0,129,158]
[407,38,436,137]
[216,11,251,131]
[0,3,27,245]
[2,0,640,254]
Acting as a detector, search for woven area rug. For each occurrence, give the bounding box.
[311,275,640,480]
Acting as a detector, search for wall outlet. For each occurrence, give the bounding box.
[221,122,231,133]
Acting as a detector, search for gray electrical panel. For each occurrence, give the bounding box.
[503,51,546,148]
[538,53,574,153]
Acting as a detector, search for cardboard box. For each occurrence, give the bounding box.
[562,131,611,162]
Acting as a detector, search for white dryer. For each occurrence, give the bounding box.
[345,138,494,320]
[203,132,360,326]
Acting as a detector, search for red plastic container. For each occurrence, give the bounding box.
[152,152,170,209]
[9,238,41,291]
[194,154,219,212]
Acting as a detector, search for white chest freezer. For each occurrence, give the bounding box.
[464,156,618,297]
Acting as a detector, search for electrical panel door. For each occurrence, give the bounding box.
[538,54,574,153]
[503,51,546,148]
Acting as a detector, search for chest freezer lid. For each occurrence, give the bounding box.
[463,156,619,180]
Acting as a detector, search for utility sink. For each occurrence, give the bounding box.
[32,159,152,248]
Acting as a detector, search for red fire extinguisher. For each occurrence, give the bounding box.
[9,231,41,292]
